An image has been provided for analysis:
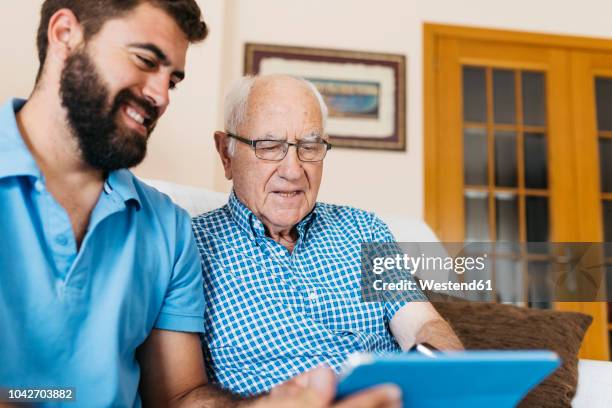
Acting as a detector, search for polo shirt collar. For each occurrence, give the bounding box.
[227,190,318,242]
[106,169,142,209]
[0,98,41,180]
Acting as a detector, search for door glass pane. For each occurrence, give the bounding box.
[464,128,488,185]
[526,196,549,241]
[603,201,612,243]
[604,201,612,258]
[522,71,546,126]
[496,193,519,241]
[599,138,612,193]
[493,70,516,124]
[595,77,612,131]
[463,67,487,122]
[495,258,523,303]
[495,131,517,187]
[465,191,489,241]
[606,264,612,308]
[528,261,552,309]
[524,133,548,189]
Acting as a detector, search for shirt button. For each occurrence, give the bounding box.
[34,180,45,192]
[308,291,318,302]
[56,235,68,246]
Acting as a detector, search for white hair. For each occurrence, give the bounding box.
[223,74,329,155]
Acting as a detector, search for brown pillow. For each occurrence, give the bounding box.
[431,300,592,407]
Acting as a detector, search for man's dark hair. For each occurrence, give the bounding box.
[36,0,208,82]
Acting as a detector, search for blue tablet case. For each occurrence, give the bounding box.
[337,350,560,408]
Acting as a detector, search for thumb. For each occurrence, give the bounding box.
[300,365,338,404]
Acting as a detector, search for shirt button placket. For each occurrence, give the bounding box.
[34,180,45,193]
[56,234,69,246]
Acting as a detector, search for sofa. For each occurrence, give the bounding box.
[142,178,612,407]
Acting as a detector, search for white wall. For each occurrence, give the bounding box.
[3,0,612,218]
[1,2,39,98]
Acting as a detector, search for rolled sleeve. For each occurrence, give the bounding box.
[154,209,205,333]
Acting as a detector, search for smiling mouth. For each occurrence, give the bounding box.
[274,191,303,197]
[123,104,154,133]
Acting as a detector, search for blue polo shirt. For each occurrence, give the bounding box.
[0,99,205,407]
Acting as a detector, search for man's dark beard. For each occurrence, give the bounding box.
[59,49,159,171]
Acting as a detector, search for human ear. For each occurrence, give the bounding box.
[47,9,85,61]
[214,131,233,180]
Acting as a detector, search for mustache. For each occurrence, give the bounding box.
[112,90,160,127]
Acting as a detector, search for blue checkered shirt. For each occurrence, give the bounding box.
[192,192,426,395]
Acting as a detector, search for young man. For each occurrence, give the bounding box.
[0,2,400,407]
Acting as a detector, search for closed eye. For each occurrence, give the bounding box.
[136,55,156,69]
[299,144,317,151]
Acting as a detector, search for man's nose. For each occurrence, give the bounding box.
[142,73,170,114]
[277,145,304,180]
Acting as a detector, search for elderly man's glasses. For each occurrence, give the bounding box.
[225,132,332,162]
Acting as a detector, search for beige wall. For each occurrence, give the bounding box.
[3,0,612,218]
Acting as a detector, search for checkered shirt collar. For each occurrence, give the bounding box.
[227,190,318,242]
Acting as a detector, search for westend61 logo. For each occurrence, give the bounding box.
[360,242,612,303]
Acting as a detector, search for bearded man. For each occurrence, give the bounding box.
[0,1,401,407]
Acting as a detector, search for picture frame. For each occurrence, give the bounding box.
[244,43,406,151]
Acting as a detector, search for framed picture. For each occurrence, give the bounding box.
[244,43,406,151]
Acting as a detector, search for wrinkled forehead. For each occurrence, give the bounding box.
[244,77,324,133]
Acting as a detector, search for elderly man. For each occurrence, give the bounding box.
[192,74,463,396]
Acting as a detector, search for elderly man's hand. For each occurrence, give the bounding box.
[248,365,402,408]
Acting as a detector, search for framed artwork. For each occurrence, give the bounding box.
[244,43,406,151]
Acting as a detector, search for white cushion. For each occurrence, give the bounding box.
[378,215,440,243]
[573,359,612,406]
[140,178,228,217]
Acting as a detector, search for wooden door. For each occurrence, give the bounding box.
[425,24,610,360]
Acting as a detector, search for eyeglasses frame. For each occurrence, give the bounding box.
[224,131,332,162]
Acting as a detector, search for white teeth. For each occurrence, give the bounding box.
[278,192,299,197]
[126,106,145,125]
